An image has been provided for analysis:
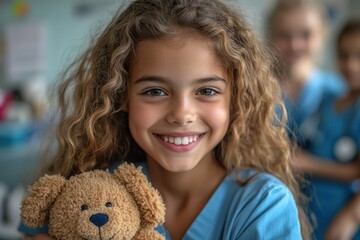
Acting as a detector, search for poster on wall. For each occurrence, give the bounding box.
[4,22,47,82]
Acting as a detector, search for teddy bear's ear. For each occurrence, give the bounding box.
[20,174,67,228]
[113,163,165,228]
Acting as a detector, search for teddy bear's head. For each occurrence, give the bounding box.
[21,163,165,240]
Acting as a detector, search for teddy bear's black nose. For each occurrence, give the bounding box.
[89,213,109,227]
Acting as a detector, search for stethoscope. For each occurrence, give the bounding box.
[299,97,360,163]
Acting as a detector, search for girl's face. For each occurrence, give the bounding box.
[271,8,324,68]
[337,32,360,91]
[128,36,231,172]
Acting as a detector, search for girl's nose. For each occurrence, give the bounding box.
[165,97,196,126]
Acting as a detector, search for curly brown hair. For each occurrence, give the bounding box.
[42,0,311,238]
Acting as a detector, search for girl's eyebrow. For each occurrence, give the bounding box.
[133,75,227,84]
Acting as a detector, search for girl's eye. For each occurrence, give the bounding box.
[142,88,167,97]
[197,88,219,96]
[81,204,88,211]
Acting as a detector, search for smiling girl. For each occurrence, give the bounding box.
[19,0,310,239]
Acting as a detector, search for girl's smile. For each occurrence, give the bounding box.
[154,132,205,152]
[128,35,230,172]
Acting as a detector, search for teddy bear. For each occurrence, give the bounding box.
[20,163,166,240]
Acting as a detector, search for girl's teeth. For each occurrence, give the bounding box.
[182,137,189,145]
[174,138,182,145]
[162,135,198,145]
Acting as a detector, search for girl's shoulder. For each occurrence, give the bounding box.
[218,170,301,239]
[209,168,298,221]
[233,169,294,202]
[228,169,299,224]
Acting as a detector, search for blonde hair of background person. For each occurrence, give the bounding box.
[19,0,311,239]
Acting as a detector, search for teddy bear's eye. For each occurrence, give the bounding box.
[105,202,112,207]
[81,204,88,211]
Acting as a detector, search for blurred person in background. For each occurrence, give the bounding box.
[266,0,346,144]
[293,19,360,240]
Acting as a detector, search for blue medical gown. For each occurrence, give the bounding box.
[150,169,302,239]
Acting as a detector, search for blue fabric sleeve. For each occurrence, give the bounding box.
[18,221,48,236]
[235,183,302,239]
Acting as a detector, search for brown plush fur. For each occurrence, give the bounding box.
[21,163,165,240]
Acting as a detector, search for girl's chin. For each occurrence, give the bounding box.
[153,159,199,173]
[162,163,196,173]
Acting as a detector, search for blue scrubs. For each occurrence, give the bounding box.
[285,69,346,144]
[302,95,360,240]
[155,172,301,239]
[19,162,302,239]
